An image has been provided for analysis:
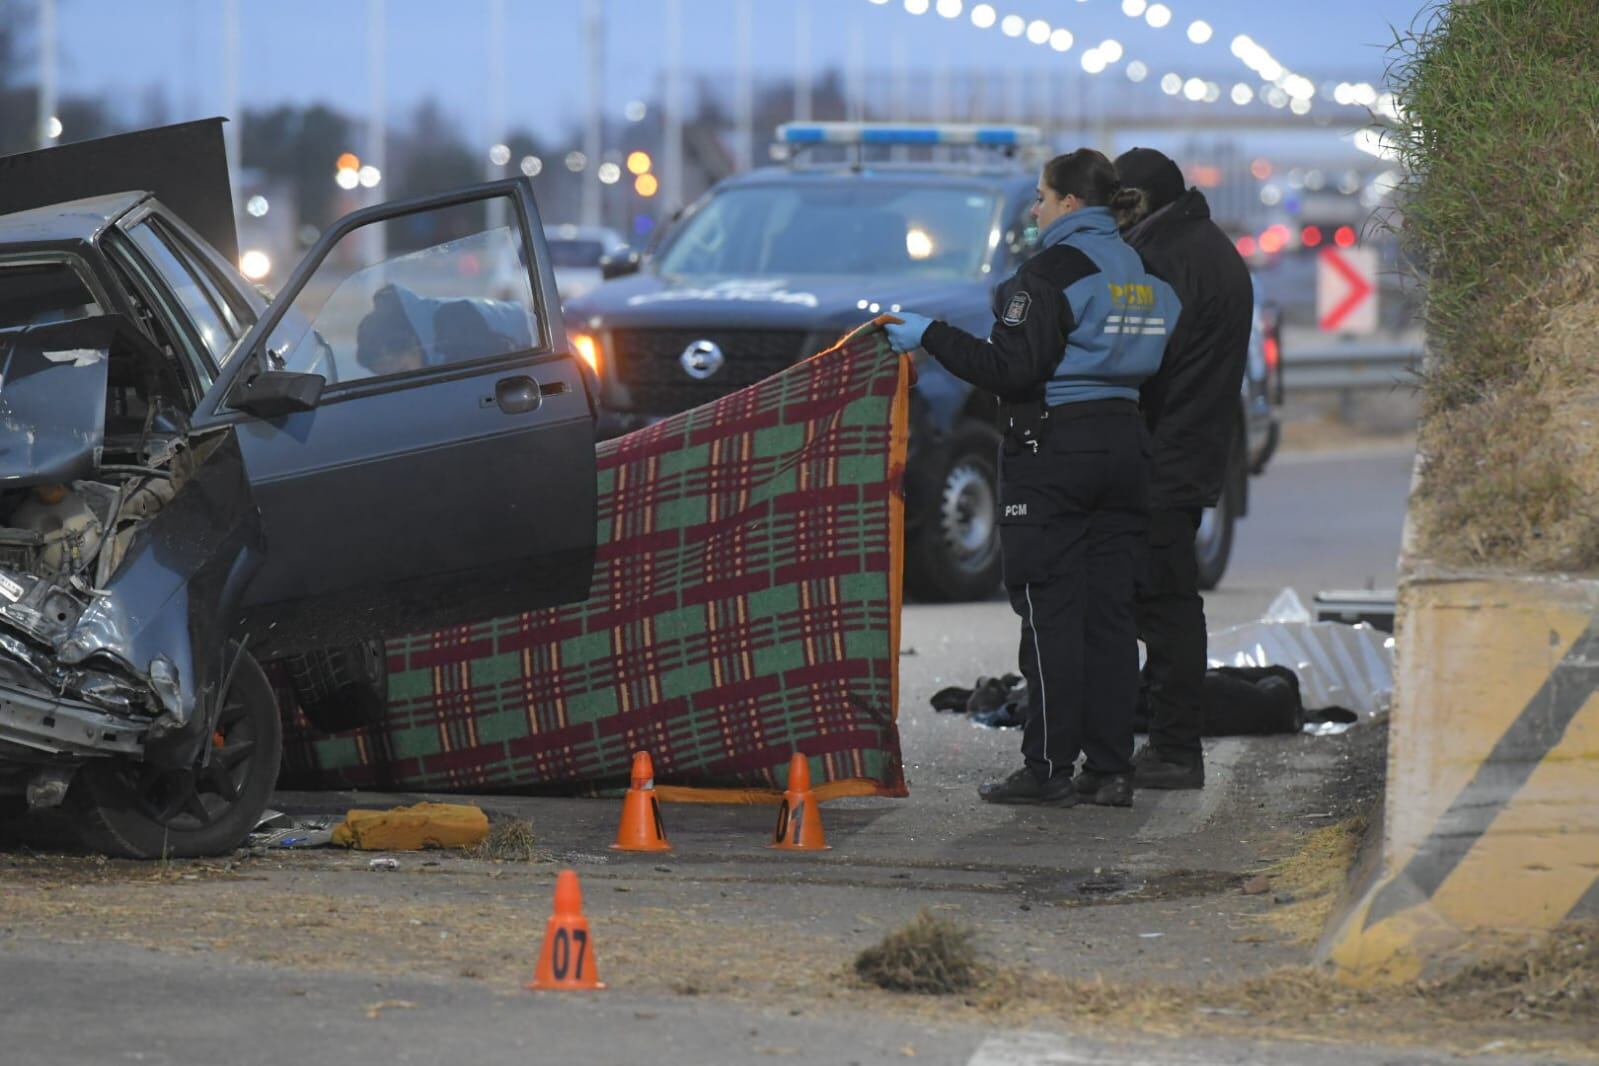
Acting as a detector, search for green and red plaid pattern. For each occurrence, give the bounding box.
[278,323,910,800]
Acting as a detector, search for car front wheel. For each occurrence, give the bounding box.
[1194,493,1235,591]
[73,644,282,859]
[905,423,1003,602]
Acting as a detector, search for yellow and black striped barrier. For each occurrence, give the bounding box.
[1319,573,1599,984]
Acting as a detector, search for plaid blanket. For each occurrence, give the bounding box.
[278,322,910,801]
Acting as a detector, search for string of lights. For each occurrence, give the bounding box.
[866,0,1387,122]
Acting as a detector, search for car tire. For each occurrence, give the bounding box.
[905,422,1004,602]
[1195,438,1245,591]
[73,644,282,859]
[281,641,388,734]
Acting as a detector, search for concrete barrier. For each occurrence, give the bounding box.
[1319,570,1599,984]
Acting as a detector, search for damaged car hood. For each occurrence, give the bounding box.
[0,317,114,487]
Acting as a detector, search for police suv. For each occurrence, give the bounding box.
[565,124,1275,599]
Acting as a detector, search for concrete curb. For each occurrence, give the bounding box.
[1317,570,1599,984]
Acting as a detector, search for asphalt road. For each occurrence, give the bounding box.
[12,444,1551,1066]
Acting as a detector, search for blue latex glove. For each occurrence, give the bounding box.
[882,312,933,353]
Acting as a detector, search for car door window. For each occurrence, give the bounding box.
[262,198,543,386]
[125,221,238,367]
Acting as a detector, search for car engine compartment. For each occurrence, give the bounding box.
[0,313,208,766]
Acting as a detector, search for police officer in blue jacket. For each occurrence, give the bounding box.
[885,149,1180,808]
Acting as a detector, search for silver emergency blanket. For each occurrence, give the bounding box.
[1206,588,1395,727]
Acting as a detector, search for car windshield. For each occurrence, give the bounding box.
[656,182,998,279]
[547,239,607,268]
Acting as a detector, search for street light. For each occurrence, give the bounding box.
[635,173,659,197]
[626,150,652,175]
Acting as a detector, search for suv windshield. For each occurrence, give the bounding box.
[656,182,998,279]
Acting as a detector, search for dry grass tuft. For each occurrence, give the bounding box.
[1258,815,1368,944]
[467,818,539,862]
[1422,923,1599,1022]
[854,911,982,994]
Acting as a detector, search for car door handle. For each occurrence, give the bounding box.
[490,375,542,415]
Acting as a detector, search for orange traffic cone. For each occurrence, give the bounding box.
[610,750,672,852]
[770,752,829,851]
[526,869,605,990]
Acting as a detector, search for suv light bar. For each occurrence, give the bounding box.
[775,123,1042,148]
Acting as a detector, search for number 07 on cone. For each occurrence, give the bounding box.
[526,869,605,990]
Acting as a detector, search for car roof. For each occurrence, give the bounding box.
[0,190,148,250]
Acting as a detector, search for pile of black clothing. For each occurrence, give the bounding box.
[930,666,1351,736]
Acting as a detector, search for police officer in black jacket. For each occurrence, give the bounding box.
[884,149,1180,808]
[1112,148,1254,790]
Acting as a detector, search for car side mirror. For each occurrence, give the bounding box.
[232,369,326,418]
[600,250,642,280]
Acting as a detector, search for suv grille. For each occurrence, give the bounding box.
[609,328,814,414]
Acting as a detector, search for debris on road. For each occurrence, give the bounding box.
[367,857,400,871]
[855,911,981,994]
[333,803,490,851]
[248,810,336,849]
[363,999,417,1019]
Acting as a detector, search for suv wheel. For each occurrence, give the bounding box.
[906,423,1003,602]
[1195,437,1245,591]
[73,644,282,859]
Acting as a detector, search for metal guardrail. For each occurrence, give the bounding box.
[1283,342,1424,392]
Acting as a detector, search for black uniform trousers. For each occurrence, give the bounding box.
[1136,508,1207,762]
[997,399,1149,782]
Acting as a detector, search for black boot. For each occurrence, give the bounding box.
[1131,745,1204,790]
[978,767,1080,807]
[1073,769,1134,807]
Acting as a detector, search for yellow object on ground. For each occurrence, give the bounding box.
[332,802,491,851]
[1320,571,1599,984]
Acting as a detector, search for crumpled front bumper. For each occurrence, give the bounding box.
[0,681,146,759]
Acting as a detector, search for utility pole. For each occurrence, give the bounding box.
[581,0,604,226]
[364,0,386,262]
[890,34,908,160]
[486,0,506,232]
[794,0,811,121]
[933,50,951,124]
[847,20,865,122]
[734,0,753,171]
[219,0,241,216]
[35,0,55,149]
[663,0,684,213]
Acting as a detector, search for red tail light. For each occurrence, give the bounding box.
[1264,333,1280,373]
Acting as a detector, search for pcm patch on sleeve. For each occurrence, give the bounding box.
[1001,290,1031,327]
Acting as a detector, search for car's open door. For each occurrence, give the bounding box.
[190,179,597,657]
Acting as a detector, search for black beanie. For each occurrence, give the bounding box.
[1114,148,1186,214]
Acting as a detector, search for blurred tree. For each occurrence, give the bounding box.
[385,97,483,248]
[0,0,117,156]
[240,104,353,229]
[0,0,38,155]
